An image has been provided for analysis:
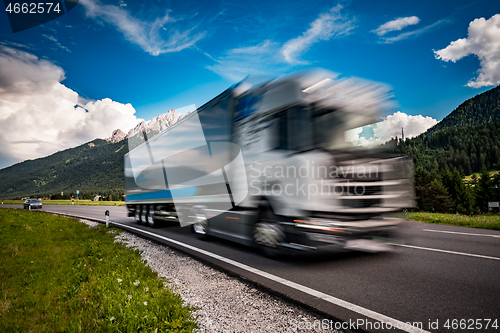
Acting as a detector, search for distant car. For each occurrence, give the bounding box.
[23,199,42,209]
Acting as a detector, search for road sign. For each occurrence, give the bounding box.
[488,202,499,208]
[76,190,80,195]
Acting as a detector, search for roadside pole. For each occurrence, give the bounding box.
[105,210,110,228]
[496,185,500,213]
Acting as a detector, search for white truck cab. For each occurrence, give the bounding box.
[125,69,414,256]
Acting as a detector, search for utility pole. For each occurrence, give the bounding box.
[495,185,500,212]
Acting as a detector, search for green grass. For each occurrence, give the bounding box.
[1,199,125,206]
[406,212,500,230]
[0,209,197,332]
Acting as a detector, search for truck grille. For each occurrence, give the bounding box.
[342,198,381,208]
[333,156,414,210]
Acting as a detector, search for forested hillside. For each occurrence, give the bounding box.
[425,85,500,135]
[389,122,500,175]
[0,139,128,199]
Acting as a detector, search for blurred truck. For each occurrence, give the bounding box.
[124,69,414,256]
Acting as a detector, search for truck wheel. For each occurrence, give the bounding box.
[253,204,285,258]
[147,205,157,228]
[134,206,142,224]
[193,215,209,240]
[141,205,148,225]
[191,205,209,240]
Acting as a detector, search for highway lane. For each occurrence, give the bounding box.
[4,204,500,333]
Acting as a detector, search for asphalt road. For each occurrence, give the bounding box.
[4,204,500,333]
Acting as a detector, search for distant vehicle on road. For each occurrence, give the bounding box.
[24,199,42,209]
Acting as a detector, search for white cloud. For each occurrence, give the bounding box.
[80,0,205,56]
[434,14,500,88]
[207,40,284,82]
[42,34,71,52]
[373,112,438,141]
[0,46,142,169]
[372,16,420,36]
[371,16,447,44]
[281,5,355,64]
[344,126,364,145]
[346,111,438,146]
[382,20,446,43]
[228,40,275,55]
[207,6,354,81]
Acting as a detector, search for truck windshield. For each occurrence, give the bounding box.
[274,106,366,151]
[274,106,312,151]
[312,108,347,149]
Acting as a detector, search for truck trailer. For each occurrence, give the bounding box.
[124,69,414,256]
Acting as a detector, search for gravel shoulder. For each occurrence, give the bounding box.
[79,219,346,332]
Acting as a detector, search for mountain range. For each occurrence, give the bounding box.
[0,86,499,199]
[0,109,185,199]
[107,109,184,143]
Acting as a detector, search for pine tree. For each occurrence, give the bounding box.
[453,170,474,214]
[429,178,453,213]
[474,166,495,212]
[415,167,432,211]
[440,169,474,214]
[492,171,500,202]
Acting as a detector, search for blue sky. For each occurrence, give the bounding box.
[0,0,499,168]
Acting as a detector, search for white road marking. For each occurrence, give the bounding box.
[393,243,500,261]
[55,210,500,332]
[21,207,497,332]
[45,211,429,332]
[105,219,428,333]
[423,228,500,238]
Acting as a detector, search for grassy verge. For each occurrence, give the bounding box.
[406,212,500,230]
[0,209,197,332]
[1,200,125,206]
